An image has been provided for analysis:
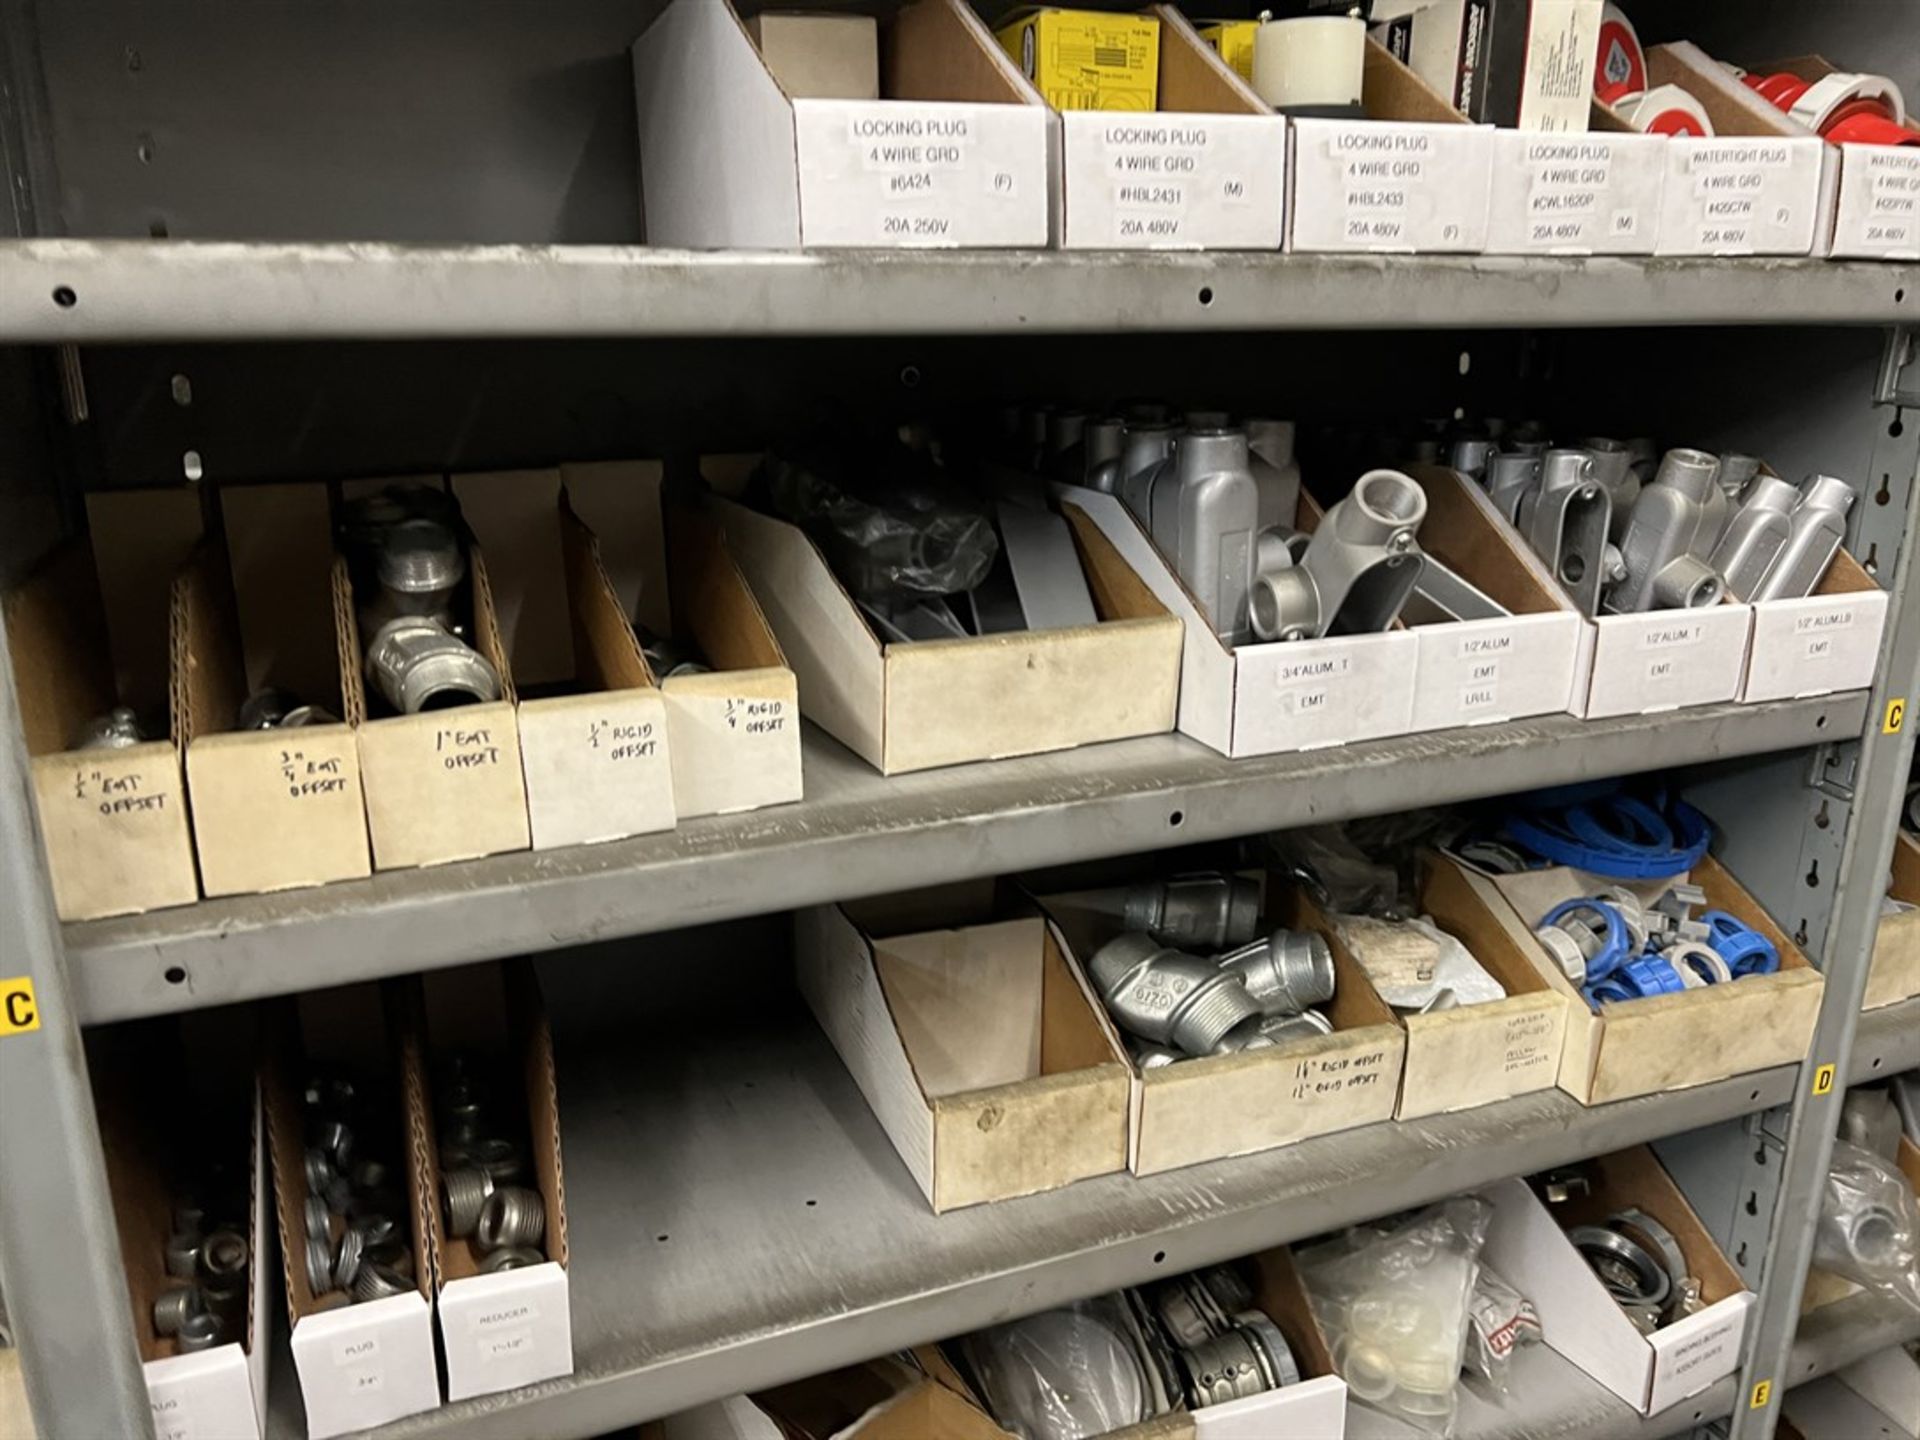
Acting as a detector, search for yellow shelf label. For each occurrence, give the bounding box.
[1812,1063,1836,1095]
[1886,697,1906,734]
[1749,1380,1773,1409]
[1,976,42,1037]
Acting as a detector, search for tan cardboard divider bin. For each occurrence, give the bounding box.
[336,508,530,872]
[94,1016,269,1440]
[404,961,573,1401]
[1055,483,1419,756]
[264,988,439,1438]
[719,493,1181,775]
[1751,56,1920,260]
[1866,830,1920,1009]
[1740,538,1887,704]
[1439,852,1823,1106]
[180,486,371,897]
[1485,1148,1753,1414]
[1633,43,1827,258]
[1376,855,1569,1121]
[747,1352,1016,1440]
[796,883,1131,1211]
[633,0,1054,249]
[1040,881,1405,1177]
[1287,38,1494,254]
[1058,6,1287,250]
[3,491,203,921]
[566,460,803,819]
[454,469,675,851]
[1486,100,1667,256]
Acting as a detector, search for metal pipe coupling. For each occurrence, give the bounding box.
[352,1261,415,1302]
[478,1246,547,1274]
[443,1166,495,1239]
[175,1313,224,1353]
[200,1230,248,1284]
[153,1284,204,1337]
[165,1231,202,1280]
[1518,450,1612,616]
[1221,929,1335,1018]
[1180,1314,1300,1408]
[365,617,502,714]
[1115,875,1262,952]
[1087,934,1260,1057]
[476,1186,547,1252]
[1749,474,1855,602]
[1251,470,1427,641]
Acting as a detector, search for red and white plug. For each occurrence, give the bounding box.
[1742,69,1919,147]
[1591,3,1714,137]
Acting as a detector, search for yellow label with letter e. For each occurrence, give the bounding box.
[1749,1380,1772,1409]
[0,977,41,1037]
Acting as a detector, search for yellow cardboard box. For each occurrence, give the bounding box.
[1199,20,1258,83]
[997,7,1159,111]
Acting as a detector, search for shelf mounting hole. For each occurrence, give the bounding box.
[899,364,922,389]
[1197,287,1213,307]
[1457,350,1471,375]
[1168,810,1184,828]
[164,966,186,985]
[1892,416,1906,438]
[171,374,193,407]
[183,450,204,482]
[806,1199,817,1206]
[52,285,76,308]
[1898,287,1907,303]
[1815,714,1827,729]
[1871,1057,1882,1069]
[656,1234,670,1243]
[1152,1250,1166,1264]
[1749,1089,1760,1103]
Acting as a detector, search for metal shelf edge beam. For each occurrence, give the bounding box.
[67,693,1864,1025]
[1,241,1914,341]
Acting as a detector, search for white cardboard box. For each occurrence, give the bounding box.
[1576,603,1754,719]
[1058,6,1286,251]
[795,887,1131,1212]
[565,460,803,820]
[1189,1247,1348,1439]
[633,0,1054,249]
[268,991,441,1438]
[1482,1151,1753,1414]
[717,491,1182,775]
[1486,106,1667,255]
[1637,44,1826,258]
[1741,544,1887,703]
[407,962,574,1402]
[1288,39,1494,254]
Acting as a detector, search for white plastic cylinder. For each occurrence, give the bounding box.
[1252,14,1365,114]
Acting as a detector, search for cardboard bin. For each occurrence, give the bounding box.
[4,491,203,921]
[796,881,1132,1211]
[178,485,372,898]
[1441,852,1824,1106]
[1866,830,1920,1010]
[718,491,1182,775]
[633,0,1055,249]
[1486,101,1668,256]
[404,961,573,1401]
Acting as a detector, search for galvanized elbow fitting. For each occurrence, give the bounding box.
[366,617,501,714]
[1087,933,1260,1057]
[1120,875,1262,951]
[1222,929,1336,1017]
[1750,474,1855,602]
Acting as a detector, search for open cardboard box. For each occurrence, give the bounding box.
[1182,1246,1348,1438]
[1056,6,1286,251]
[1439,852,1823,1106]
[1287,38,1494,254]
[403,961,573,1401]
[453,467,678,850]
[633,0,1054,249]
[333,481,531,871]
[178,484,372,897]
[1358,853,1570,1121]
[796,879,1131,1211]
[1486,100,1668,255]
[566,460,803,820]
[1865,830,1920,1009]
[1752,56,1920,261]
[1616,42,1827,257]
[1038,877,1406,1177]
[94,1016,268,1440]
[264,988,439,1438]
[1484,1147,1752,1414]
[718,490,1181,775]
[4,491,202,921]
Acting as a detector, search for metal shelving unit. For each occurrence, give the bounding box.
[3,2,1918,1436]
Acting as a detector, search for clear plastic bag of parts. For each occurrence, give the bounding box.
[957,1292,1173,1440]
[1298,1196,1493,1436]
[1813,1140,1920,1307]
[759,447,999,605]
[1461,1260,1542,1400]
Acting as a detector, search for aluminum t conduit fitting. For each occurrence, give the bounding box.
[1710,474,1797,600]
[1088,934,1261,1057]
[1221,929,1336,1017]
[1251,470,1428,642]
[1248,419,1302,533]
[1082,417,1126,488]
[1115,874,1262,951]
[1518,449,1613,617]
[1485,451,1541,522]
[1610,448,1729,613]
[1111,423,1180,518]
[1579,438,1641,535]
[1148,426,1259,644]
[1749,474,1855,602]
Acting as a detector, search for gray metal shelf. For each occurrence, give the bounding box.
[1851,996,1920,1083]
[263,1003,1806,1440]
[1,241,1914,342]
[66,693,1867,1026]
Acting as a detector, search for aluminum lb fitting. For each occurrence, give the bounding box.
[476,1186,547,1252]
[442,1166,495,1239]
[175,1312,224,1353]
[477,1246,547,1274]
[1088,933,1261,1057]
[352,1261,415,1302]
[153,1284,204,1337]
[1667,940,1732,988]
[1701,910,1778,977]
[164,1230,202,1280]
[1119,875,1263,952]
[1221,928,1335,1018]
[365,617,502,715]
